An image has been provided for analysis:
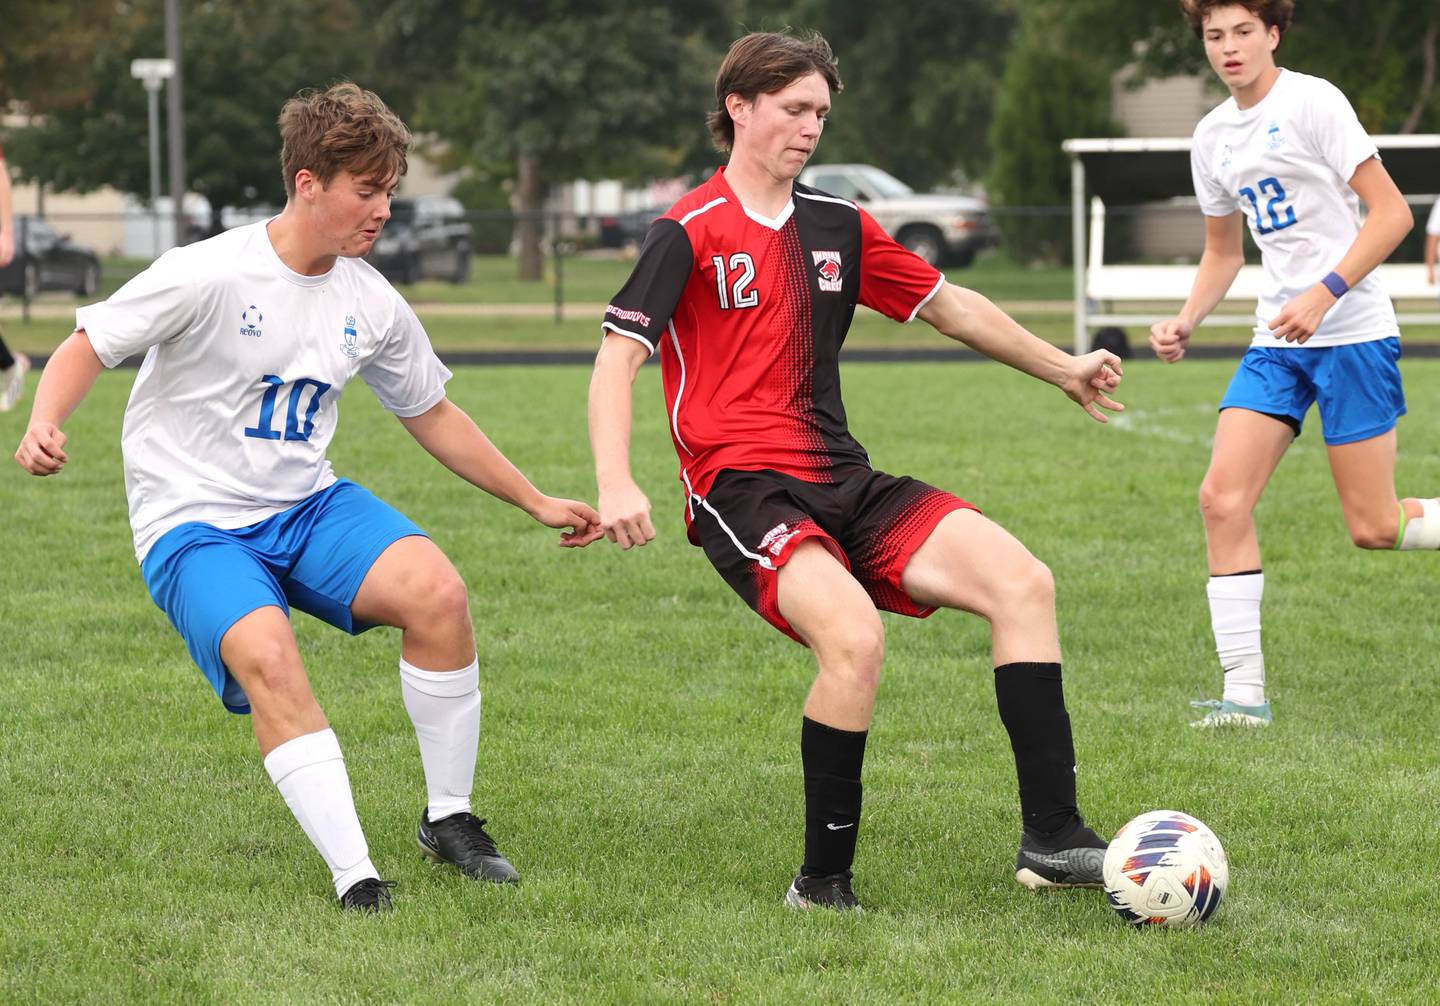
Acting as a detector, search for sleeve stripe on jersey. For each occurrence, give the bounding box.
[796,191,858,211]
[679,196,728,227]
[601,321,656,355]
[905,275,947,324]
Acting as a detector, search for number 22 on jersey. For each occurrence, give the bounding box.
[243,375,332,442]
[1238,177,1299,235]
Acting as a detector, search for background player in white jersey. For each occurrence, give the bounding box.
[13,83,603,911]
[1424,198,1440,288]
[1150,1,1434,728]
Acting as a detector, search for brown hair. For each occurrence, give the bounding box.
[277,82,411,198]
[1181,0,1294,40]
[707,31,842,153]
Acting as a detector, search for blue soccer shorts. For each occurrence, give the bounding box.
[140,479,427,714]
[1218,338,1406,445]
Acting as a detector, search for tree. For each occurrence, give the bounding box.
[776,0,1018,190]
[417,1,731,280]
[0,0,123,114]
[986,15,1119,263]
[1050,0,1440,135]
[7,0,380,217]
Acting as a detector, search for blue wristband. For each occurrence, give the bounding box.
[1321,271,1349,298]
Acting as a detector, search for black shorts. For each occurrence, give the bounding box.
[690,467,977,644]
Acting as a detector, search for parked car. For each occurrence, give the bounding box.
[0,217,102,299]
[366,195,473,284]
[797,163,995,267]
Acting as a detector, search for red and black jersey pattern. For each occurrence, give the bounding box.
[601,167,944,528]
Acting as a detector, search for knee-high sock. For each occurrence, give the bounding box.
[801,716,867,876]
[994,662,1079,837]
[263,728,377,898]
[1398,498,1440,550]
[400,656,481,821]
[1207,572,1265,707]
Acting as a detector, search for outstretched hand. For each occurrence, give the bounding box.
[598,481,656,550]
[1062,350,1125,423]
[1149,317,1192,363]
[529,496,604,547]
[15,421,68,475]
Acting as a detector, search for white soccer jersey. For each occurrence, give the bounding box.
[1426,199,1440,237]
[1190,69,1399,348]
[78,221,452,562]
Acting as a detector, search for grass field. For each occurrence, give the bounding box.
[3,356,1440,1002]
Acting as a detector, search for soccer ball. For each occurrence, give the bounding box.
[1102,810,1228,927]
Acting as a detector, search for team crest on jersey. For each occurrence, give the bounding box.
[240,305,263,338]
[812,250,843,293]
[340,315,359,358]
[1266,121,1286,151]
[1219,144,1234,170]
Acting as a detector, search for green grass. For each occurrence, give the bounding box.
[3,356,1440,1002]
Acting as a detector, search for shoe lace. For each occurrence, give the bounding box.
[346,878,396,905]
[448,814,501,857]
[1189,698,1222,711]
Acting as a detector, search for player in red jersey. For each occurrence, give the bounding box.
[588,31,1126,912]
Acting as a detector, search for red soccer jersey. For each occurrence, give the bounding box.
[601,167,943,537]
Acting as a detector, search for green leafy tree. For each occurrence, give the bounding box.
[418,1,731,280]
[773,0,1017,190]
[987,17,1119,263]
[0,0,122,113]
[7,0,379,217]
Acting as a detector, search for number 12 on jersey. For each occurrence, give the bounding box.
[1239,177,1298,235]
[712,253,758,310]
[244,375,332,442]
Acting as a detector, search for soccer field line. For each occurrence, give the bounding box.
[1110,405,1329,456]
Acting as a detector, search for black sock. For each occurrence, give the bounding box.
[994,661,1079,837]
[800,716,867,876]
[0,335,14,371]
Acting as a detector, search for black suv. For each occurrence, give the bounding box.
[367,196,473,284]
[0,217,102,299]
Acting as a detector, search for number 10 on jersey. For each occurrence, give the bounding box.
[244,375,332,442]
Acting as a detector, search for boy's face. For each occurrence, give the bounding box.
[729,71,830,182]
[1201,5,1279,92]
[301,168,398,258]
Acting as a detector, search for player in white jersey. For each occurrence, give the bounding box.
[1151,1,1436,729]
[13,84,603,911]
[1424,199,1440,288]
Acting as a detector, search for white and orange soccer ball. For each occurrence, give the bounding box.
[1102,810,1228,927]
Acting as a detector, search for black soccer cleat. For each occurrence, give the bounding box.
[340,877,396,913]
[1014,817,1108,890]
[417,810,520,884]
[784,870,863,913]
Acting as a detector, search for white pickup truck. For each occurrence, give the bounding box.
[797,163,995,267]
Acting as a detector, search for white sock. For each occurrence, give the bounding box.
[1398,498,1440,549]
[400,656,480,822]
[1207,572,1266,707]
[263,728,378,899]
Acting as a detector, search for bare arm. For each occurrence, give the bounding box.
[1427,233,1439,286]
[0,155,13,268]
[916,283,1123,423]
[14,330,105,475]
[587,334,656,547]
[399,398,602,547]
[1149,212,1246,363]
[1268,156,1413,343]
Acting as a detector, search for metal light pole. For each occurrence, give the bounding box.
[130,58,174,256]
[164,0,187,248]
